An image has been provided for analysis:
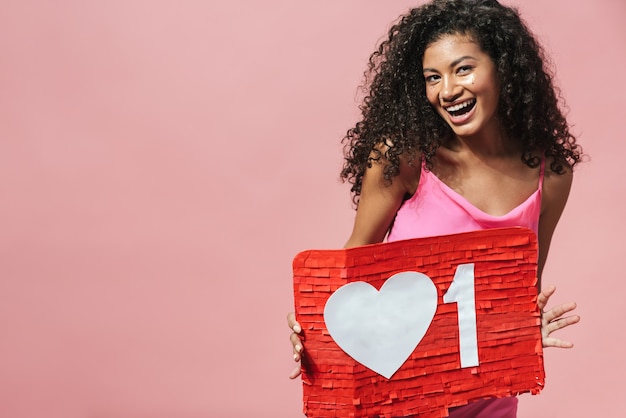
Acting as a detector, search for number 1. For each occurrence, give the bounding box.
[443,263,479,368]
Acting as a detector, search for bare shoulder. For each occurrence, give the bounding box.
[365,143,422,195]
[541,161,573,214]
[344,148,421,248]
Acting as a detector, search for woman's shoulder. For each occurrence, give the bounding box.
[542,157,573,189]
[365,143,422,196]
[541,157,573,212]
[344,149,422,247]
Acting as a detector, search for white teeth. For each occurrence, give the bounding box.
[446,100,474,112]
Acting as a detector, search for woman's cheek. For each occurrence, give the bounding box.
[460,74,475,86]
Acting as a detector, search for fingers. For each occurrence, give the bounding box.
[540,292,580,349]
[287,311,302,334]
[537,284,556,310]
[289,364,302,380]
[545,313,580,334]
[287,311,304,379]
[290,331,303,357]
[543,336,575,349]
[543,301,577,324]
[288,311,304,357]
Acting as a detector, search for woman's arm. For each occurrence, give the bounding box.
[536,164,580,348]
[288,154,419,378]
[537,165,573,282]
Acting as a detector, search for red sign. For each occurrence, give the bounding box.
[292,227,544,418]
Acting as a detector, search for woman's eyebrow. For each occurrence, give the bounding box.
[450,55,476,67]
[423,55,477,73]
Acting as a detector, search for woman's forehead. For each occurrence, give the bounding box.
[423,34,485,65]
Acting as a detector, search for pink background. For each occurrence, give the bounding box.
[0,1,623,417]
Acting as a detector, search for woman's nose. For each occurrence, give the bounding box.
[439,76,462,103]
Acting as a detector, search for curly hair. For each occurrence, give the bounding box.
[340,0,583,203]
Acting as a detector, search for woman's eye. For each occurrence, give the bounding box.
[425,74,440,83]
[457,65,473,74]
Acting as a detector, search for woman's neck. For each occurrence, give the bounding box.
[445,124,520,160]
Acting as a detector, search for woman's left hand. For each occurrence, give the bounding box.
[538,284,580,348]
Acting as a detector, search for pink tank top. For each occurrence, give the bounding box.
[388,160,544,241]
[386,159,545,418]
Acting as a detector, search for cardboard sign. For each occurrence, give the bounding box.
[292,227,544,418]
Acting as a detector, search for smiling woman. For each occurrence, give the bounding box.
[423,35,500,140]
[287,0,583,417]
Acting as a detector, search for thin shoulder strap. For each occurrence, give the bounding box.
[538,156,546,190]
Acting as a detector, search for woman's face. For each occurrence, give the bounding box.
[422,33,500,140]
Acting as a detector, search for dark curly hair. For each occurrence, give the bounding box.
[340,0,583,203]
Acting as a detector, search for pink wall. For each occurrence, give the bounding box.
[0,1,623,417]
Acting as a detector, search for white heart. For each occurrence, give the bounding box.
[323,271,438,379]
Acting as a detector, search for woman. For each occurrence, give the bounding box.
[288,1,582,416]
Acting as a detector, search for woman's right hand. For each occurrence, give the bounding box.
[287,311,303,379]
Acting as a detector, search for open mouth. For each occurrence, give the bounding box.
[445,99,476,117]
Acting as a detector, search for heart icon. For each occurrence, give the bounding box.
[323,271,438,379]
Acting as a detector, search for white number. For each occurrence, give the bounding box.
[443,263,479,368]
